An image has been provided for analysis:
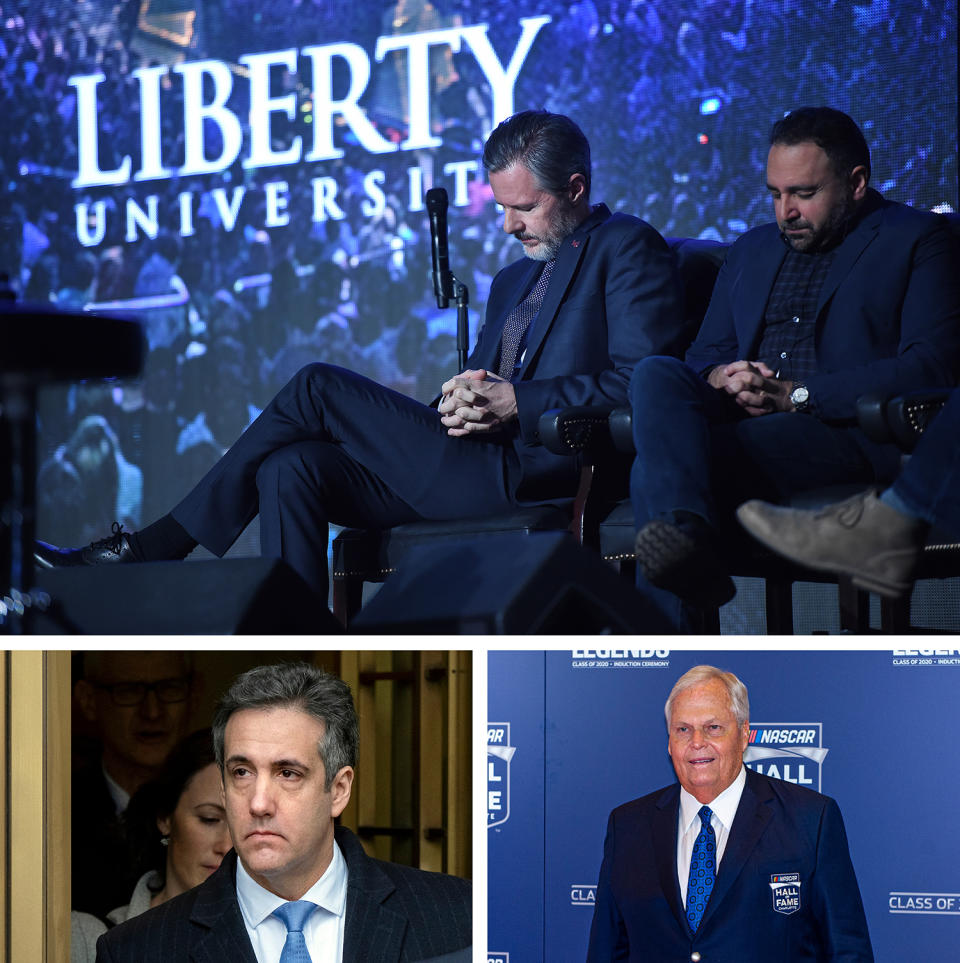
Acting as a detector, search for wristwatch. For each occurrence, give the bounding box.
[789,383,811,413]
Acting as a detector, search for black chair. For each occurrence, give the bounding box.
[330,237,727,626]
[848,389,958,632]
[542,215,960,634]
[548,386,956,634]
[741,388,958,634]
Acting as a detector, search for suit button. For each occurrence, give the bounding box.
[691,954,702,962]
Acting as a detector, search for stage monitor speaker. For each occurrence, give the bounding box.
[349,532,672,634]
[29,558,341,635]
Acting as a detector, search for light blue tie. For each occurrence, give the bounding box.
[685,805,717,932]
[272,900,316,963]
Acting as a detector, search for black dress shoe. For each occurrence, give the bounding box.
[633,519,736,609]
[34,522,139,569]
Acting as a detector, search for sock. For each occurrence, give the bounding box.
[128,514,198,562]
[879,487,927,524]
[669,510,715,543]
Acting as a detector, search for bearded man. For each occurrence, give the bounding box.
[625,106,960,630]
[37,110,684,603]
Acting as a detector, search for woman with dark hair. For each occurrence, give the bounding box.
[111,728,231,920]
[71,729,231,961]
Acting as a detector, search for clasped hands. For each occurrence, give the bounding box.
[438,369,518,436]
[707,360,794,416]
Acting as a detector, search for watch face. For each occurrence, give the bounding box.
[792,386,809,405]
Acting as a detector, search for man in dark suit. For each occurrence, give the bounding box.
[626,106,960,629]
[73,651,194,918]
[586,665,873,962]
[36,110,684,600]
[96,662,471,962]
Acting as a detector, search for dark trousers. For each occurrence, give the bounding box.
[891,387,960,537]
[172,364,520,594]
[628,356,880,629]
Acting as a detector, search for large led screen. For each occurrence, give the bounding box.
[3,0,956,554]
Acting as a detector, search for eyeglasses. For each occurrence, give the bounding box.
[93,676,192,706]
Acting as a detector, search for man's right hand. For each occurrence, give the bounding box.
[438,368,517,436]
[707,360,792,416]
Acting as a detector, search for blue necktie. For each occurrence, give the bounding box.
[272,900,316,963]
[685,805,717,932]
[497,259,556,380]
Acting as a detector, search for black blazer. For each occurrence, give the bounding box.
[95,826,471,962]
[72,762,139,919]
[587,768,873,962]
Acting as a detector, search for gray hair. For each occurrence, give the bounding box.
[212,662,358,791]
[664,665,750,728]
[482,109,591,198]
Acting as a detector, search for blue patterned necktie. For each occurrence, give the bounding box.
[685,805,717,932]
[497,258,556,380]
[272,900,316,963]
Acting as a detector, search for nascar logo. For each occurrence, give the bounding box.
[770,873,802,915]
[488,723,516,828]
[745,723,828,791]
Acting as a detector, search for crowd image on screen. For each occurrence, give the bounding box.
[1,0,955,547]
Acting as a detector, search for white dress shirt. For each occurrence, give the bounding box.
[102,764,131,814]
[676,765,746,905]
[236,840,348,963]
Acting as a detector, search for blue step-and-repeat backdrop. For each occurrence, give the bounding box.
[488,648,960,962]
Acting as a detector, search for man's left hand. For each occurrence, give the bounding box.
[708,361,793,416]
[743,373,794,416]
[438,369,518,436]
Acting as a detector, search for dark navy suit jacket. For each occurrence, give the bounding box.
[586,768,873,962]
[458,202,685,500]
[684,190,960,478]
[95,826,471,963]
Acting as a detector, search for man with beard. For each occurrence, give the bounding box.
[625,106,960,630]
[36,110,684,603]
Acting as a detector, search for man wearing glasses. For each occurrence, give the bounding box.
[73,652,194,919]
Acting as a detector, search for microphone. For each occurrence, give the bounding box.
[426,187,450,308]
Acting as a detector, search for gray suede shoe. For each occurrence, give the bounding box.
[737,490,927,597]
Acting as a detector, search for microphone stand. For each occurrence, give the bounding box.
[452,275,469,371]
[436,264,470,371]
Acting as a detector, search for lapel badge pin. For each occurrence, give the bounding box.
[769,873,802,915]
[571,239,580,247]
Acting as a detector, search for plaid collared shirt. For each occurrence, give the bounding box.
[756,243,836,382]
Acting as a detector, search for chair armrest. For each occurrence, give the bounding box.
[539,405,616,456]
[608,406,635,454]
[857,389,951,453]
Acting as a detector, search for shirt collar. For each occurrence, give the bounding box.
[101,762,130,814]
[236,839,348,928]
[679,765,747,834]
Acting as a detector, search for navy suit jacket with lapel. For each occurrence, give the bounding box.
[95,826,471,963]
[459,202,685,500]
[684,190,960,478]
[587,768,873,962]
